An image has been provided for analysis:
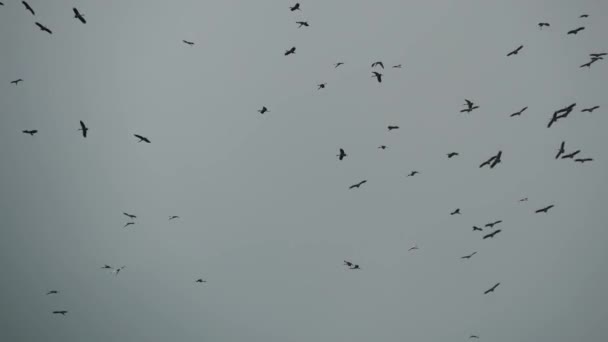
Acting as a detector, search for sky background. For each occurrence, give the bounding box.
[1,0,607,341]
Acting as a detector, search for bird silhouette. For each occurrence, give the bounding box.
[334,62,344,68]
[469,335,480,339]
[182,40,194,46]
[472,226,483,232]
[11,79,23,85]
[580,59,599,68]
[134,134,151,143]
[101,265,112,269]
[574,158,593,163]
[123,212,136,219]
[372,71,383,83]
[258,106,269,114]
[581,106,600,113]
[561,150,581,159]
[371,61,384,69]
[52,311,68,315]
[378,145,387,150]
[483,229,501,239]
[519,197,529,202]
[169,216,179,220]
[123,222,135,228]
[392,64,402,68]
[510,106,528,117]
[408,244,419,252]
[349,180,367,189]
[73,8,86,24]
[579,14,589,18]
[337,148,347,161]
[349,264,360,270]
[22,1,34,15]
[507,45,524,56]
[78,121,88,138]
[460,99,479,113]
[195,279,207,283]
[290,3,300,11]
[479,151,502,169]
[296,21,309,28]
[387,125,399,131]
[538,22,550,29]
[284,47,296,56]
[535,205,554,214]
[344,260,353,267]
[484,282,500,294]
[555,141,566,159]
[46,290,59,295]
[113,266,126,275]
[22,130,38,136]
[461,252,477,259]
[35,22,52,34]
[447,152,459,158]
[407,171,419,177]
[590,53,607,58]
[317,83,326,90]
[548,103,575,128]
[485,220,502,228]
[567,27,585,35]
[450,208,461,215]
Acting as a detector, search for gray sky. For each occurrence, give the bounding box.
[1,0,608,341]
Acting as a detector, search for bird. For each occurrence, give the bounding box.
[485,220,502,228]
[479,151,502,169]
[371,61,384,69]
[195,279,207,283]
[510,106,528,117]
[334,62,344,68]
[561,150,581,159]
[35,22,52,34]
[590,53,607,58]
[290,3,300,11]
[519,197,529,202]
[535,205,555,214]
[101,265,112,269]
[507,45,524,56]
[123,212,136,220]
[10,79,23,85]
[450,208,461,215]
[22,1,34,15]
[73,8,86,24]
[22,130,38,136]
[123,222,135,228]
[113,266,126,275]
[579,60,597,68]
[460,99,479,113]
[0,2,4,6]
[556,141,566,159]
[461,252,477,259]
[407,171,419,177]
[581,106,600,113]
[483,230,502,239]
[52,311,68,315]
[469,335,480,339]
[46,290,59,295]
[372,71,383,83]
[169,216,179,220]
[337,148,347,161]
[378,145,387,150]
[349,265,360,270]
[344,261,353,267]
[408,244,419,252]
[447,152,459,158]
[134,134,151,143]
[548,103,576,128]
[349,180,367,189]
[387,125,399,131]
[317,83,327,90]
[392,64,402,68]
[538,22,550,29]
[284,47,296,56]
[182,40,194,46]
[296,21,309,28]
[472,226,483,232]
[580,14,589,18]
[258,106,269,114]
[483,282,500,294]
[78,121,88,138]
[575,158,593,163]
[567,27,585,35]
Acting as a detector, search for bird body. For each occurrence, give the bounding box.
[182,40,194,46]
[371,61,384,69]
[408,244,419,252]
[535,205,554,214]
[258,106,269,114]
[372,71,383,83]
[195,279,207,283]
[134,134,151,143]
[334,62,344,68]
[473,226,483,232]
[484,282,500,294]
[169,216,179,220]
[447,152,459,158]
[78,121,88,138]
[296,21,309,28]
[284,47,296,56]
[450,208,461,215]
[407,171,419,177]
[22,1,34,15]
[73,8,86,24]
[317,83,326,90]
[22,130,38,136]
[349,180,367,189]
[290,3,300,11]
[581,106,600,113]
[567,27,585,35]
[461,252,477,259]
[11,79,23,85]
[387,125,399,131]
[52,311,68,315]
[337,148,347,161]
[483,229,501,239]
[123,212,136,219]
[485,220,502,228]
[123,222,135,228]
[507,45,524,56]
[575,158,593,163]
[46,290,59,295]
[561,150,581,159]
[538,22,550,29]
[510,106,528,117]
[35,22,52,34]
[556,141,566,159]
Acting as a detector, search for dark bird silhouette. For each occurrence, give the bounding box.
[290,3,300,11]
[337,148,347,161]
[447,152,459,158]
[22,130,38,136]
[561,150,581,159]
[556,141,566,159]
[483,229,502,239]
[317,83,326,90]
[258,106,269,114]
[101,265,112,269]
[78,121,88,138]
[371,61,384,69]
[590,53,607,58]
[349,264,360,270]
[284,47,296,56]
[73,8,86,24]
[387,125,399,131]
[372,71,383,83]
[169,216,179,220]
[479,151,502,169]
[195,279,207,283]
[507,45,524,56]
[580,59,599,68]
[392,64,402,68]
[296,21,309,28]
[52,311,68,315]
[548,103,576,128]
[134,134,150,143]
[579,14,589,18]
[407,171,419,177]
[35,22,52,34]
[538,22,550,29]
[182,40,194,46]
[581,106,600,113]
[567,27,585,35]
[460,99,479,113]
[473,226,483,232]
[485,220,502,228]
[0,2,4,6]
[344,260,353,267]
[22,1,34,15]
[378,145,387,150]
[123,222,135,228]
[46,290,59,295]
[450,208,461,215]
[461,252,477,259]
[574,158,593,163]
[408,244,419,252]
[11,79,23,85]
[123,212,136,219]
[113,266,126,275]
[484,282,500,294]
[334,62,344,68]
[469,335,480,339]
[510,106,528,117]
[349,180,367,189]
[535,205,554,214]
[519,197,528,202]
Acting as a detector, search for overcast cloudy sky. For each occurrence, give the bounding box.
[1,1,607,341]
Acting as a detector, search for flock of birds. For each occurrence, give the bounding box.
[3,1,605,339]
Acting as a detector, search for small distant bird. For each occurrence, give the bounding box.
[317,83,326,90]
[52,311,68,315]
[0,2,4,6]
[567,27,585,35]
[575,158,593,163]
[123,212,136,219]
[258,106,269,114]
[11,79,23,85]
[479,151,502,169]
[169,216,179,220]
[195,279,207,283]
[101,265,112,269]
[296,21,309,28]
[290,3,300,11]
[485,220,502,228]
[581,106,600,113]
[46,290,59,295]
[469,335,480,339]
[73,8,86,24]
[78,121,88,138]
[371,61,384,69]
[349,264,360,270]
[556,141,566,159]
[35,22,52,34]
[461,252,477,259]
[407,171,419,177]
[344,260,353,267]
[334,62,344,68]
[538,22,550,29]
[22,1,34,15]
[134,134,151,143]
[473,226,483,232]
[182,40,194,46]
[579,14,589,18]
[590,53,607,58]
[387,125,399,131]
[392,64,402,68]
[460,99,479,113]
[284,47,296,56]
[548,103,576,128]
[483,229,502,239]
[535,205,554,214]
[561,150,581,159]
[450,208,461,215]
[408,244,419,252]
[510,106,528,117]
[507,45,524,56]
[580,60,597,68]
[447,152,459,158]
[484,282,500,294]
[337,148,347,161]
[22,130,38,136]
[378,145,387,150]
[349,180,367,189]
[113,266,126,275]
[123,222,135,228]
[372,71,383,83]
[519,197,528,202]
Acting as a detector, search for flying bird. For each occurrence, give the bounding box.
[447,152,459,158]
[52,311,68,315]
[123,222,135,228]
[372,71,383,83]
[387,125,399,131]
[182,40,194,46]
[580,59,599,68]
[392,64,402,68]
[258,106,269,114]
[450,208,461,215]
[407,171,419,177]
[349,264,360,270]
[460,99,479,113]
[519,197,528,202]
[101,265,112,269]
[548,103,576,128]
[581,106,600,113]
[538,22,550,29]
[483,229,502,239]
[469,335,480,339]
[195,279,207,283]
[35,22,52,34]
[290,3,300,11]
[334,62,344,68]
[46,290,59,295]
[344,260,353,267]
[78,121,88,138]
[485,220,502,228]
[590,53,607,58]
[479,151,502,169]
[378,145,387,150]
[169,216,179,220]
[317,83,326,90]
[349,180,367,189]
[510,106,528,117]
[284,47,296,56]
[22,130,38,136]
[296,21,309,28]
[567,27,585,35]
[473,226,483,232]
[134,134,150,143]
[535,205,554,214]
[561,150,581,159]
[337,148,347,161]
[461,252,477,259]
[22,1,34,15]
[556,141,566,159]
[113,266,126,275]
[507,45,524,56]
[579,14,589,18]
[574,158,593,163]
[123,212,136,219]
[408,244,419,252]
[11,79,23,85]
[484,282,500,294]
[371,61,384,69]
[73,8,86,24]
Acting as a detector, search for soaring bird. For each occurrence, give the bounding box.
[392,64,402,68]
[485,220,502,228]
[78,121,88,138]
[169,216,179,220]
[461,252,477,259]
[548,103,576,128]
[195,279,207,283]
[483,230,502,239]
[507,45,524,56]
[574,158,593,163]
[372,71,383,83]
[349,264,360,270]
[46,290,59,295]
[284,47,296,56]
[580,59,599,68]
[408,244,419,252]
[11,79,23,85]
[407,171,419,177]
[387,125,399,131]
[460,99,479,113]
[35,22,52,34]
[555,141,566,159]
[567,27,585,35]
[472,226,483,232]
[101,265,112,269]
[290,3,300,11]
[344,260,353,267]
[538,22,550,29]
[378,145,387,150]
[510,106,528,117]
[519,197,529,202]
[479,151,502,169]
[22,1,34,15]
[447,152,459,158]
[469,335,480,339]
[258,106,269,114]
[535,205,554,214]
[123,222,135,228]
[317,83,327,90]
[182,40,194,46]
[113,266,126,275]
[581,106,600,113]
[579,14,589,18]
[349,180,367,189]
[52,311,68,315]
[561,150,581,159]
[123,212,136,219]
[134,134,151,143]
[296,21,309,28]
[0,2,4,6]
[337,148,347,161]
[22,130,38,136]
[371,61,384,69]
[73,8,86,24]
[334,62,344,68]
[484,282,500,294]
[590,53,607,58]
[450,208,461,215]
